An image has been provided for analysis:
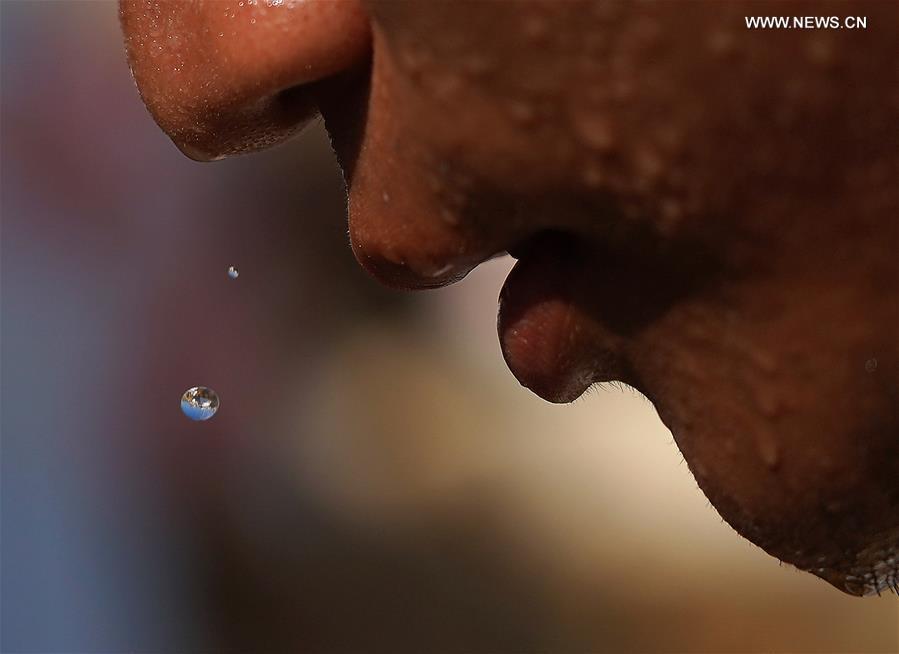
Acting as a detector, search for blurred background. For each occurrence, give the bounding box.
[1,2,896,652]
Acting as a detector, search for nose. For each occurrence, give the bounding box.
[120,0,371,161]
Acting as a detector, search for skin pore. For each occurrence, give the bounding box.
[120,0,898,595]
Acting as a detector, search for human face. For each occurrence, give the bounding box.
[120,0,898,596]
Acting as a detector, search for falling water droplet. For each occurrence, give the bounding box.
[227,265,239,279]
[865,357,878,372]
[181,386,220,421]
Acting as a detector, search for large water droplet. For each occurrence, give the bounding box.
[227,265,239,279]
[181,386,220,421]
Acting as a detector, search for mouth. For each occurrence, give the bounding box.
[316,34,637,405]
[318,61,626,403]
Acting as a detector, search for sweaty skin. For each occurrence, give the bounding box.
[120,0,899,596]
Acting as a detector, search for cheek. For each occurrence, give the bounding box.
[362,2,590,194]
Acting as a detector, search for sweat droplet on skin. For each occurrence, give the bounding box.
[571,111,615,151]
[228,265,239,279]
[507,100,538,126]
[439,207,460,227]
[181,386,220,421]
[581,162,604,188]
[756,432,780,470]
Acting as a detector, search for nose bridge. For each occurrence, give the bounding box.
[120,0,371,160]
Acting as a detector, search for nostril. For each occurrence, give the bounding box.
[120,0,372,160]
[166,88,320,162]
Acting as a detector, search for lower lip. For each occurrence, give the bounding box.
[497,233,602,403]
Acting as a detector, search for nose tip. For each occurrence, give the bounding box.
[342,150,504,290]
[120,0,371,160]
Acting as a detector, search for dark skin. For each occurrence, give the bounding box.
[120,0,898,596]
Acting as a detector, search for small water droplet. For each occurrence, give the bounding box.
[865,357,878,372]
[181,386,220,421]
[227,265,239,279]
